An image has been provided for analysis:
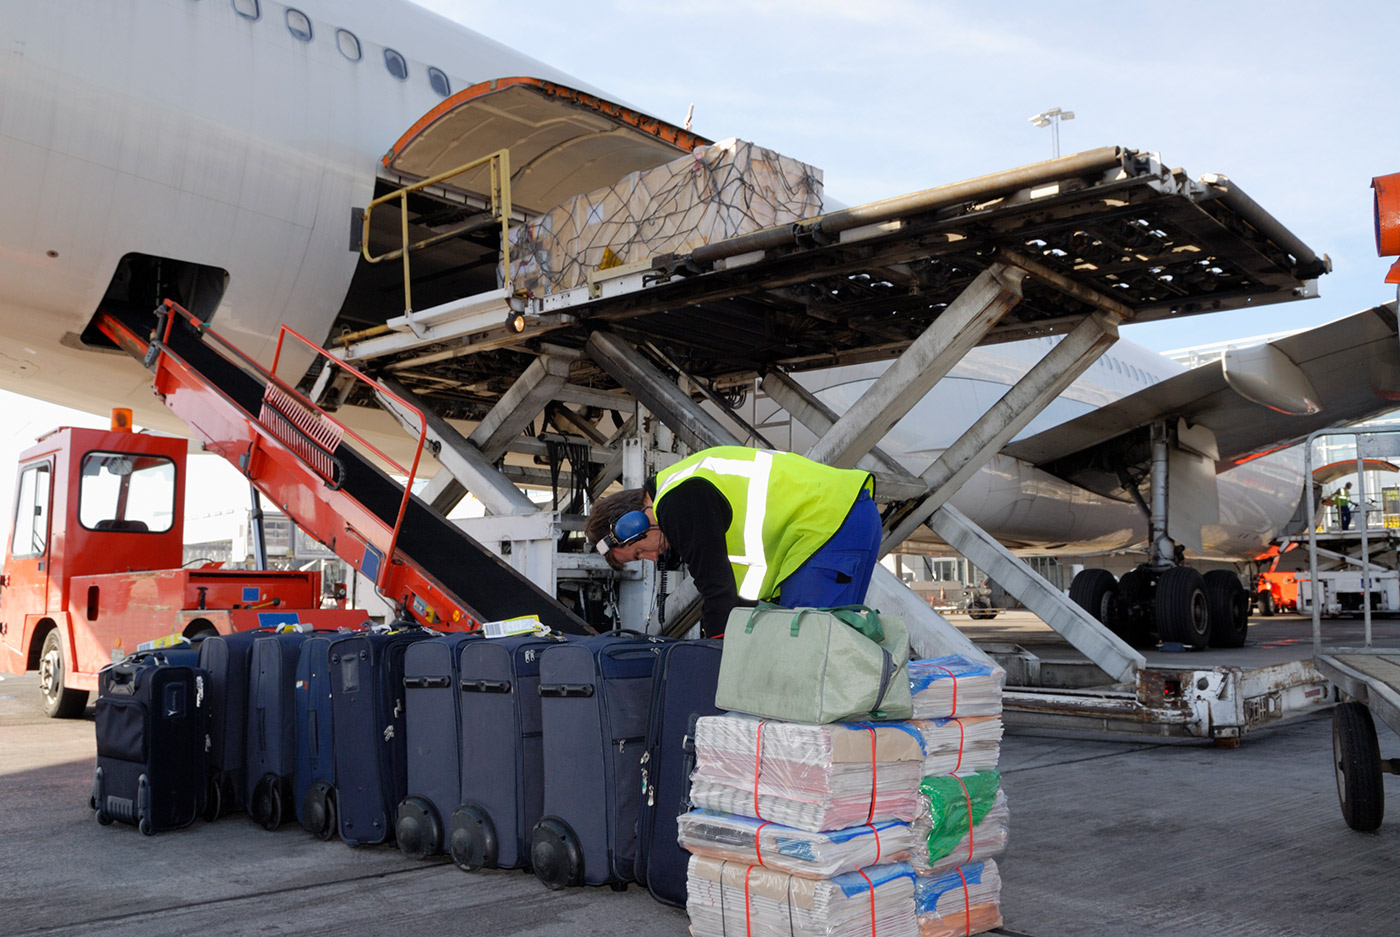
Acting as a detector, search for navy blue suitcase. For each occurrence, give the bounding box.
[197,629,270,819]
[395,631,484,859]
[329,626,436,846]
[635,639,724,906]
[246,631,312,830]
[91,650,210,834]
[531,632,671,889]
[294,633,340,839]
[450,632,564,872]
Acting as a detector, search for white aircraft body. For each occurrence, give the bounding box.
[0,0,1378,568]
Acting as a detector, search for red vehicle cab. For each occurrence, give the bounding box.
[0,414,364,717]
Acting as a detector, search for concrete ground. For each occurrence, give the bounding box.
[3,613,1398,937]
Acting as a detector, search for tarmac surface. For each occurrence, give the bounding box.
[3,615,1398,937]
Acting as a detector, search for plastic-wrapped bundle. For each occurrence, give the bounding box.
[690,714,925,832]
[687,855,919,937]
[915,860,1003,937]
[913,715,1003,777]
[678,809,914,879]
[502,138,823,295]
[913,772,1009,873]
[909,657,1004,720]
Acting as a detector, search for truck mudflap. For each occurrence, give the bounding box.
[1003,659,1333,742]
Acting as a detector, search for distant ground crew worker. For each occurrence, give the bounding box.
[585,446,881,638]
[1335,482,1354,530]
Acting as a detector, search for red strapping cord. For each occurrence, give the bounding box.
[956,866,971,937]
[954,775,976,862]
[951,717,965,774]
[753,821,771,867]
[857,868,877,937]
[753,721,767,820]
[866,823,881,865]
[929,664,958,716]
[865,724,878,824]
[744,864,755,937]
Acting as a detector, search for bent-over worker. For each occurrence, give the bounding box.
[584,446,880,637]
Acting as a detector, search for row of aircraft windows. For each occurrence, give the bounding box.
[222,0,452,97]
[1097,354,1160,386]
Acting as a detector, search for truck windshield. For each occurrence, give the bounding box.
[78,451,176,533]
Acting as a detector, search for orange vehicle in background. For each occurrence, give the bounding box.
[0,410,365,717]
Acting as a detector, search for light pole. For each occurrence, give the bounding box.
[1029,107,1075,158]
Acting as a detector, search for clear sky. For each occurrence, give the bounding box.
[2,1,1396,537]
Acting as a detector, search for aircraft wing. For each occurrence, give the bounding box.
[1002,303,1400,499]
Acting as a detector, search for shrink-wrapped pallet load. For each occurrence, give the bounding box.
[912,715,1004,777]
[908,656,1006,720]
[501,138,823,295]
[915,860,1004,937]
[677,809,914,879]
[911,771,1010,874]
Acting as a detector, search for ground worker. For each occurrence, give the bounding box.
[584,446,880,637]
[1335,482,1354,530]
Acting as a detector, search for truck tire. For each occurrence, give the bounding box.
[1068,568,1118,626]
[1204,570,1248,648]
[38,631,89,719]
[1155,566,1210,649]
[1333,701,1384,831]
[1257,590,1276,617]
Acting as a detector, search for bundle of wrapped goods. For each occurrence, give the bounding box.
[688,714,926,832]
[914,860,1003,937]
[912,715,1003,777]
[677,809,915,879]
[687,856,919,937]
[501,138,823,295]
[911,771,1010,874]
[909,656,1005,720]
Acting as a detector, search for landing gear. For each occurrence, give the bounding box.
[1071,564,1247,651]
[1204,570,1248,648]
[1068,568,1118,625]
[1112,568,1159,648]
[1155,566,1210,649]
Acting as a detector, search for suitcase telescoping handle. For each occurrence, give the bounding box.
[460,679,511,693]
[537,683,594,698]
[402,676,452,689]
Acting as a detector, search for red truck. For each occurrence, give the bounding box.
[0,411,365,717]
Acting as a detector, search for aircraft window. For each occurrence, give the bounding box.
[1113,359,1123,374]
[336,28,361,61]
[428,67,450,97]
[384,48,408,81]
[231,0,259,21]
[285,8,312,41]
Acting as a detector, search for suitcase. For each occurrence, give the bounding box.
[294,633,340,839]
[395,631,484,860]
[634,639,724,906]
[246,630,313,830]
[328,626,436,846]
[91,649,211,834]
[197,629,270,819]
[531,632,671,889]
[450,632,564,872]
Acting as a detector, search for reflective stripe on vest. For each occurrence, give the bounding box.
[657,449,775,600]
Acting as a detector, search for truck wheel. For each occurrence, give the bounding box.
[1333,702,1384,831]
[1257,590,1276,616]
[1156,567,1210,649]
[38,631,89,719]
[1204,571,1248,648]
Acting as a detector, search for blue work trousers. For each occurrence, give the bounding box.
[775,490,881,609]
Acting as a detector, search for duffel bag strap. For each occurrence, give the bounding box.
[826,604,884,643]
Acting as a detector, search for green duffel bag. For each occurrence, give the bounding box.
[714,603,912,724]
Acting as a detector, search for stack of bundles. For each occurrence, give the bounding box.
[911,771,1009,874]
[688,714,926,831]
[677,810,915,879]
[909,656,1005,720]
[914,860,1004,937]
[912,715,1003,777]
[687,856,919,937]
[502,138,823,295]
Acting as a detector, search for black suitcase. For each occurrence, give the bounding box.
[197,629,270,819]
[328,626,436,846]
[91,649,210,834]
[450,632,564,872]
[294,633,340,839]
[634,639,723,906]
[395,631,483,859]
[246,630,312,830]
[531,632,670,889]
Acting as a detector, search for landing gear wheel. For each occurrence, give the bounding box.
[395,796,441,860]
[1068,568,1119,626]
[1257,589,1276,617]
[1333,701,1384,831]
[1111,568,1158,648]
[1155,566,1210,649]
[450,803,499,872]
[39,631,89,719]
[1204,570,1249,648]
[531,816,582,890]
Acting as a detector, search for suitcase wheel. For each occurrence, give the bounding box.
[449,803,498,872]
[203,776,224,822]
[531,816,582,890]
[137,775,154,835]
[251,773,283,831]
[90,766,104,816]
[395,796,441,861]
[302,782,339,841]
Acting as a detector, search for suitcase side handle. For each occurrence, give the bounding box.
[538,683,594,698]
[460,679,511,693]
[403,676,452,689]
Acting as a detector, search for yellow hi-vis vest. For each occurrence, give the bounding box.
[653,447,875,602]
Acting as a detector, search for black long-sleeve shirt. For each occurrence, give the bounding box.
[646,475,756,637]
